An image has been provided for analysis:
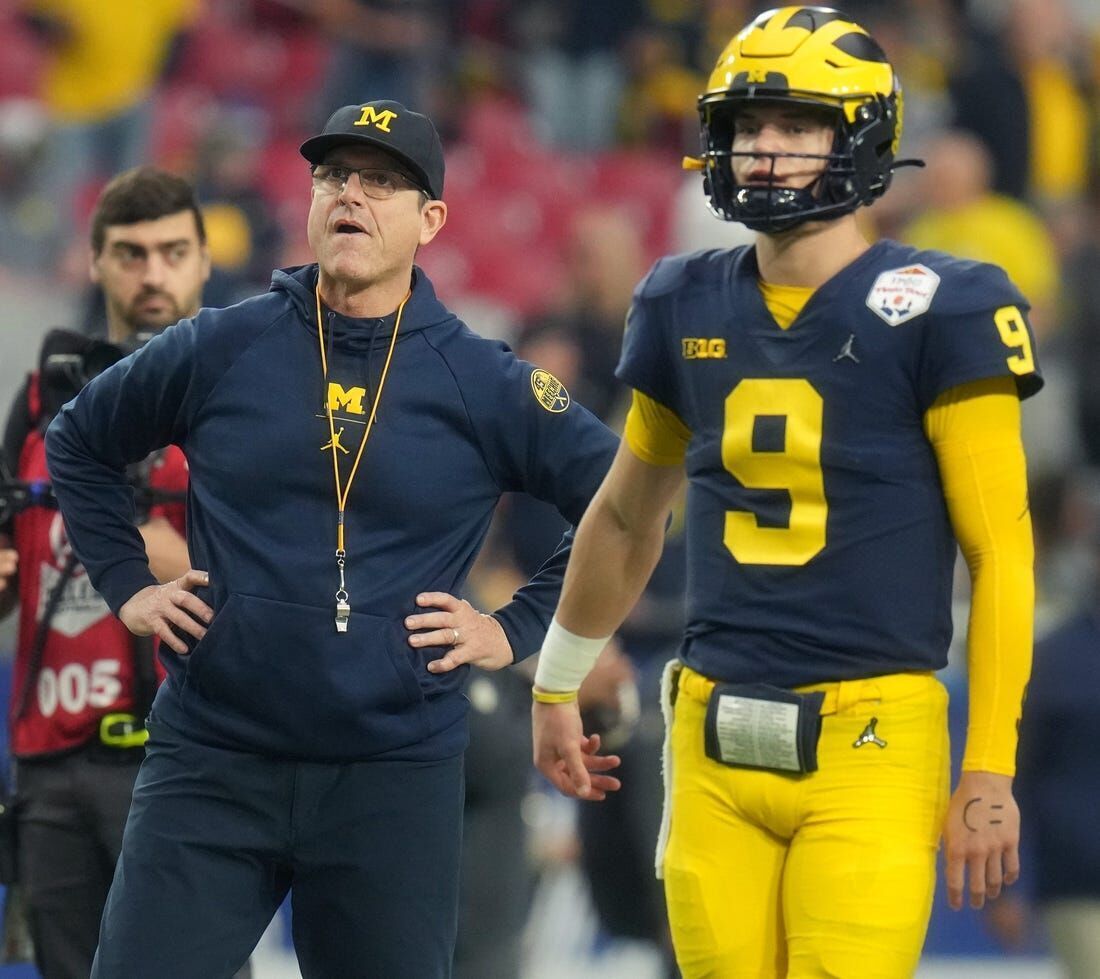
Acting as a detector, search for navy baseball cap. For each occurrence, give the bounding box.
[300,100,445,200]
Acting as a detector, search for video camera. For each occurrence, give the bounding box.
[39,332,126,419]
[0,328,181,525]
[0,472,184,527]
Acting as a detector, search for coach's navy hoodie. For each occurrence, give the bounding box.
[45,265,617,761]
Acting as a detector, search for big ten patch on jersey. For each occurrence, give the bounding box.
[682,337,727,360]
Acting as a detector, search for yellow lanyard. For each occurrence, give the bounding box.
[315,285,407,631]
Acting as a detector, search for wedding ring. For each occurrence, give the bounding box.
[451,627,460,645]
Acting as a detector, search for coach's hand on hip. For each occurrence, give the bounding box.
[407,591,514,672]
[119,569,214,654]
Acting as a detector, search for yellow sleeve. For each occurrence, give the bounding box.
[924,377,1034,775]
[623,390,691,466]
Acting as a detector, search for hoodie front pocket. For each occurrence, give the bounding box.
[183,593,425,738]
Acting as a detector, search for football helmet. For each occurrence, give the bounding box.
[689,6,911,232]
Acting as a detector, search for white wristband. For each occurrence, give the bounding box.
[534,617,612,693]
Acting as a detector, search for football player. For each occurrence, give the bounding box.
[532,6,1042,976]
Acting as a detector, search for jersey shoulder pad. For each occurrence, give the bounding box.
[907,248,1028,318]
[635,247,750,301]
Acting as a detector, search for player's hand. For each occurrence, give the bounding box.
[532,698,622,801]
[408,592,514,672]
[943,770,1021,910]
[0,548,17,592]
[118,569,213,655]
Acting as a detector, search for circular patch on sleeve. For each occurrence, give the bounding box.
[530,369,571,413]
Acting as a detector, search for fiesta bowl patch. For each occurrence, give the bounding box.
[865,264,940,326]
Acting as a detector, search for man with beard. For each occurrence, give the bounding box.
[0,166,214,979]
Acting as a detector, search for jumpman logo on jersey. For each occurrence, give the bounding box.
[321,427,350,454]
[852,717,887,749]
[833,333,860,364]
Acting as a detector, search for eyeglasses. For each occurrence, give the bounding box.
[310,164,426,199]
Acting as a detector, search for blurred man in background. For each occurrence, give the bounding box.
[0,166,205,979]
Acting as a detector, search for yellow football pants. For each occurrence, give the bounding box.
[661,666,950,979]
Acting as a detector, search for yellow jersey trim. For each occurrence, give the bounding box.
[623,390,692,466]
[758,280,815,330]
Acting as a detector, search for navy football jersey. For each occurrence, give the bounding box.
[617,240,1043,687]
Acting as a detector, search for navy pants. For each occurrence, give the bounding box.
[91,715,464,979]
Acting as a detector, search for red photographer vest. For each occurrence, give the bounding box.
[9,422,186,757]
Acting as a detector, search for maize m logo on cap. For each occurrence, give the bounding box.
[355,106,398,132]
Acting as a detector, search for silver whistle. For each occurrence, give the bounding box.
[335,599,351,633]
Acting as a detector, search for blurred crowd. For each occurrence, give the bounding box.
[1,0,1100,974]
[1,1,1098,372]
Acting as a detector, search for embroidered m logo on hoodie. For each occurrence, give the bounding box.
[327,383,367,416]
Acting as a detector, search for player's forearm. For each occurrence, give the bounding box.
[555,490,668,640]
[958,451,1033,775]
[533,494,666,696]
[927,380,1034,774]
[535,443,683,695]
[962,544,1033,774]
